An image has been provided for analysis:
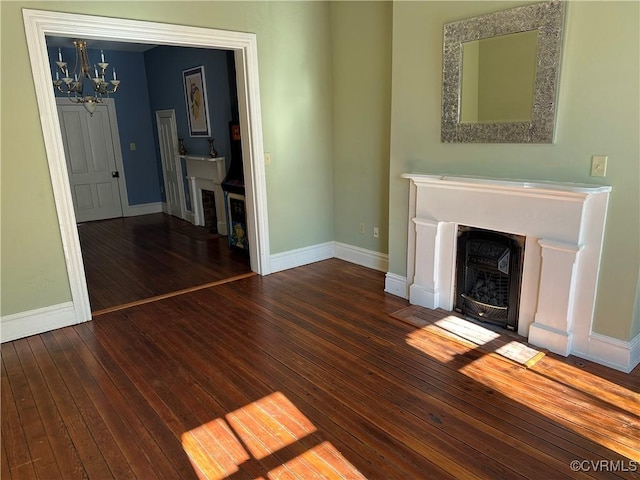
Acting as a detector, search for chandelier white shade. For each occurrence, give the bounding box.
[52,40,120,114]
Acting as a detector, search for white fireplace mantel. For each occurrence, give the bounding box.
[402,173,612,363]
[183,156,227,235]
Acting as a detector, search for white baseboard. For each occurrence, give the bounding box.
[124,202,163,217]
[334,242,388,272]
[270,241,390,275]
[577,331,640,373]
[6,245,636,374]
[270,242,335,273]
[185,210,196,224]
[1,302,80,343]
[385,273,408,299]
[528,323,572,357]
[2,241,385,343]
[382,273,638,373]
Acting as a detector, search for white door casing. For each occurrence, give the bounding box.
[156,110,186,219]
[58,102,124,222]
[23,9,271,326]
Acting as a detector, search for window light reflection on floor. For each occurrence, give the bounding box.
[181,391,365,479]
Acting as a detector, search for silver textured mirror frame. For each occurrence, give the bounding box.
[441,1,565,143]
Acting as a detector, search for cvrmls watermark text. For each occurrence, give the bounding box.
[570,460,638,473]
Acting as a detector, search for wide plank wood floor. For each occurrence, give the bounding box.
[77,213,251,311]
[2,259,639,479]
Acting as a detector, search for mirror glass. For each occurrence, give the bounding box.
[441,1,565,143]
[460,30,538,124]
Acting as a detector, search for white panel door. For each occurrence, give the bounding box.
[58,104,124,222]
[156,110,185,218]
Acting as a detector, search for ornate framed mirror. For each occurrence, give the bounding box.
[441,1,565,143]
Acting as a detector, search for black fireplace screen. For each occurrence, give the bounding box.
[455,229,523,330]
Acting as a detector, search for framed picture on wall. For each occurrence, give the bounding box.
[182,65,211,137]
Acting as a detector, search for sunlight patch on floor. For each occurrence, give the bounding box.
[433,316,501,345]
[457,359,640,461]
[268,441,367,479]
[182,418,249,479]
[405,316,478,363]
[404,313,639,461]
[225,391,316,460]
[405,314,545,367]
[182,391,365,479]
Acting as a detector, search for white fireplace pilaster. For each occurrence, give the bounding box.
[183,156,227,235]
[411,218,456,311]
[411,219,440,308]
[528,239,582,356]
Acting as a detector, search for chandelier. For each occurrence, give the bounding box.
[52,40,121,114]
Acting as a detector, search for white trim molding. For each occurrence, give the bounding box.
[334,242,388,272]
[385,273,408,299]
[1,241,390,343]
[124,202,164,217]
[22,9,271,329]
[270,241,390,276]
[579,332,640,374]
[380,271,639,373]
[270,242,335,274]
[1,302,78,343]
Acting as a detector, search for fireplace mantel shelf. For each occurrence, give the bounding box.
[403,172,613,367]
[182,155,222,162]
[402,173,612,195]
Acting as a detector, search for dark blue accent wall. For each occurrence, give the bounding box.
[144,46,233,160]
[144,46,235,210]
[47,45,162,205]
[47,43,237,212]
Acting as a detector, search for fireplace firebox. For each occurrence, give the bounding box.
[455,228,524,331]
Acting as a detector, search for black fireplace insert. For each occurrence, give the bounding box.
[455,228,523,330]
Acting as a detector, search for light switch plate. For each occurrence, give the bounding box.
[590,155,607,177]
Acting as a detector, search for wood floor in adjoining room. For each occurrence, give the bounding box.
[2,259,639,479]
[77,213,252,311]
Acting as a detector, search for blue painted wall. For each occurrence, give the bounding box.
[144,46,235,210]
[145,46,233,159]
[48,44,236,211]
[48,45,162,206]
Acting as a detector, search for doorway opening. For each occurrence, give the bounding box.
[23,9,270,326]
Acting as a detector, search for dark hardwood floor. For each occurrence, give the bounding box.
[2,259,639,479]
[77,213,252,311]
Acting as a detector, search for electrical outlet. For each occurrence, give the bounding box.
[590,155,607,177]
[359,223,365,234]
[129,142,136,151]
[264,152,271,165]
[373,227,379,238]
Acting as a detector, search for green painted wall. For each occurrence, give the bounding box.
[2,1,639,344]
[331,1,392,251]
[1,1,335,315]
[389,1,640,341]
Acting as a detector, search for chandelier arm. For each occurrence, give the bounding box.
[52,39,121,114]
